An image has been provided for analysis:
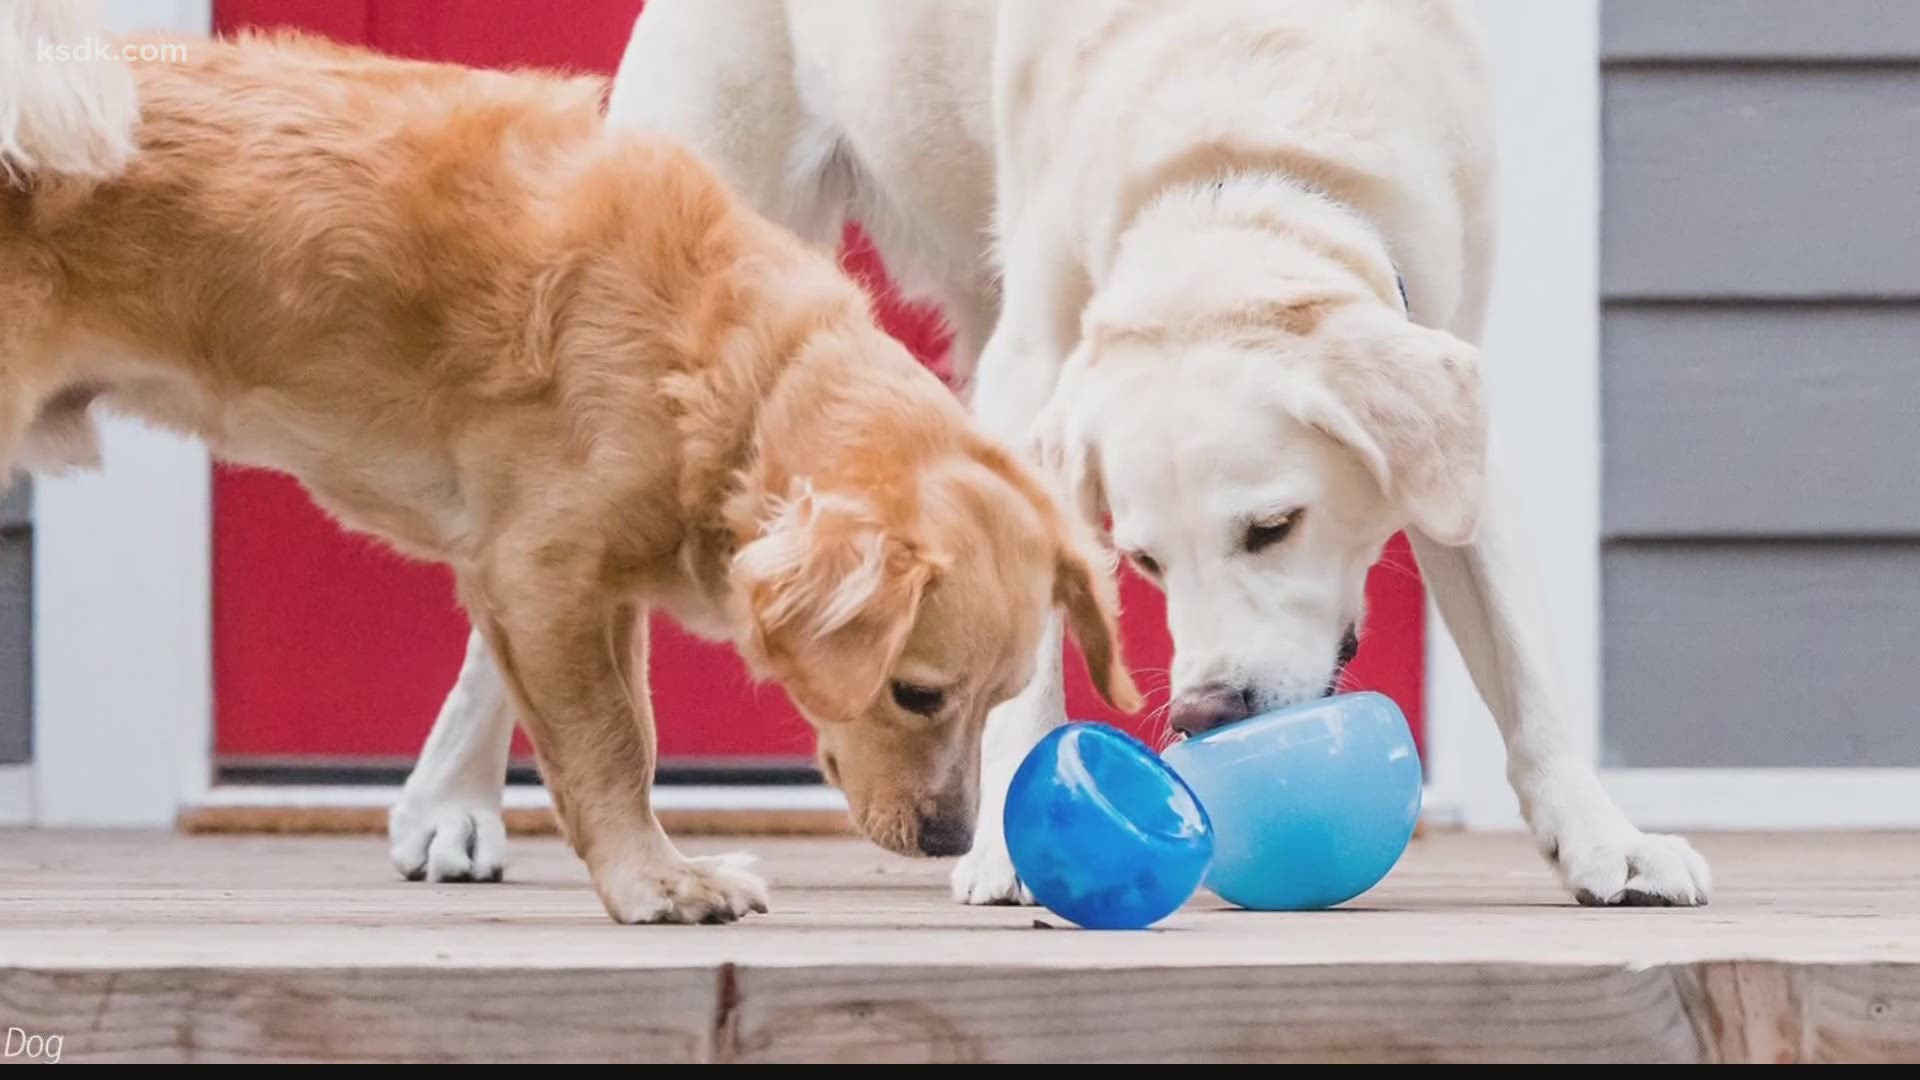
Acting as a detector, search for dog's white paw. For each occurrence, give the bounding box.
[1544,823,1711,907]
[389,797,507,884]
[1555,829,1711,907]
[1521,768,1711,907]
[597,852,770,925]
[949,839,1036,906]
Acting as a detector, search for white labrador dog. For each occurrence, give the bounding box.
[392,0,1711,907]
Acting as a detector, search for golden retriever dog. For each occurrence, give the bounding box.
[0,1,1137,924]
[404,0,1707,910]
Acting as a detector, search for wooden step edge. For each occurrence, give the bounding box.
[178,804,855,837]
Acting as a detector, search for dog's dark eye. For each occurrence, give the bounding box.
[890,681,946,717]
[1244,511,1301,554]
[1129,551,1162,578]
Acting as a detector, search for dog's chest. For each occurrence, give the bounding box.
[211,397,470,560]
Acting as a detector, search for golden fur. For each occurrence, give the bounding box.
[0,27,1137,923]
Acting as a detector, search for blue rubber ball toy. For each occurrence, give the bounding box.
[1003,723,1213,929]
[1162,691,1421,910]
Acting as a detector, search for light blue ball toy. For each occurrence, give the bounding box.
[1162,691,1422,910]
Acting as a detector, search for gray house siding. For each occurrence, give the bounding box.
[1600,1,1920,767]
[1,483,28,765]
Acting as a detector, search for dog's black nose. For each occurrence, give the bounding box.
[1169,683,1259,737]
[916,813,972,857]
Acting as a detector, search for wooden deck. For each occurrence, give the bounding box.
[2,829,1916,1062]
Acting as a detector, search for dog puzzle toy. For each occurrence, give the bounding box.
[1163,691,1422,911]
[1002,723,1213,929]
[1004,693,1420,927]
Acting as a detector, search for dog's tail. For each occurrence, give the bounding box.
[0,0,138,185]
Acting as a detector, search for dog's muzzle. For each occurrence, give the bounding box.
[1168,683,1259,737]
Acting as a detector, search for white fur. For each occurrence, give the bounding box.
[0,0,138,183]
[390,631,512,883]
[404,0,1709,909]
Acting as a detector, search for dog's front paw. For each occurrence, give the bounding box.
[1523,769,1711,906]
[949,838,1036,906]
[389,796,507,883]
[597,852,771,925]
[1551,827,1712,907]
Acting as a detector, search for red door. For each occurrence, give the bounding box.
[210,0,1425,775]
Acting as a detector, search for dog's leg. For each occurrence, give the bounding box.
[1410,458,1711,906]
[951,615,1063,905]
[389,629,514,883]
[463,563,767,925]
[936,282,1003,401]
[950,232,1089,906]
[964,226,1089,450]
[607,0,850,247]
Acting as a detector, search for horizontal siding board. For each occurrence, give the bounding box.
[1,534,29,765]
[1604,0,1920,62]
[1603,542,1920,768]
[0,483,25,529]
[1604,303,1920,537]
[1604,68,1920,298]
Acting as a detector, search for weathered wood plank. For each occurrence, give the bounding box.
[10,960,1913,1063]
[2,833,1917,1062]
[724,963,1705,1063]
[1801,963,1920,1063]
[0,968,717,1063]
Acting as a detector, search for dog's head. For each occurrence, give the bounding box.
[733,439,1138,857]
[1038,296,1485,736]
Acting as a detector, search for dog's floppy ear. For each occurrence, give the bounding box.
[1026,383,1139,713]
[734,485,938,721]
[1299,307,1488,545]
[1052,529,1143,713]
